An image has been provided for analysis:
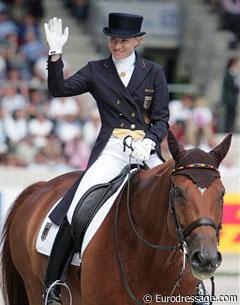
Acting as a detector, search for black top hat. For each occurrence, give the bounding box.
[103,13,145,38]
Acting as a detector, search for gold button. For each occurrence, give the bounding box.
[131,112,136,117]
[120,122,124,128]
[117,100,121,105]
[130,124,135,130]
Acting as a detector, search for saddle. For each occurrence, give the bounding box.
[70,164,142,253]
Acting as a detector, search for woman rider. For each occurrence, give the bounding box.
[43,13,169,305]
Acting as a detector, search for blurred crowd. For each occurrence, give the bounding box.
[166,55,240,159]
[204,0,240,49]
[0,0,239,170]
[168,95,217,153]
[61,0,88,21]
[0,0,100,169]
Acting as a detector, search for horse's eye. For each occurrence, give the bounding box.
[219,190,225,202]
[173,187,186,201]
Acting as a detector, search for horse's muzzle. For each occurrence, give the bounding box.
[189,249,222,280]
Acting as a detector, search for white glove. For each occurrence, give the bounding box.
[132,138,156,163]
[44,17,69,56]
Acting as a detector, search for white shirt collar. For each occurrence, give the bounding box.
[112,52,136,67]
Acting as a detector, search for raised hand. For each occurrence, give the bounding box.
[44,17,69,55]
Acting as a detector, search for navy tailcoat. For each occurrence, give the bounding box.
[48,52,169,168]
[48,52,169,224]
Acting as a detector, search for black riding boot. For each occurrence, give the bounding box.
[43,217,74,305]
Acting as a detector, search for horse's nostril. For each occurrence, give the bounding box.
[191,251,204,266]
[216,251,222,267]
[191,250,222,269]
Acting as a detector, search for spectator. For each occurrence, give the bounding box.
[7,67,21,82]
[0,2,18,39]
[49,96,79,120]
[169,95,193,126]
[0,107,8,153]
[9,0,28,27]
[5,32,18,49]
[190,96,215,149]
[6,47,31,80]
[27,88,48,118]
[221,57,240,132]
[54,114,81,143]
[18,13,41,44]
[21,30,46,65]
[4,109,28,146]
[170,120,186,144]
[168,95,193,144]
[73,0,88,20]
[220,0,240,48]
[64,132,90,169]
[82,108,101,147]
[1,85,28,113]
[0,53,7,80]
[33,54,48,81]
[41,134,64,165]
[18,84,30,104]
[26,0,44,20]
[64,0,88,21]
[14,135,38,164]
[28,112,54,147]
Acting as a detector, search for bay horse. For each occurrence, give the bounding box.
[1,131,231,305]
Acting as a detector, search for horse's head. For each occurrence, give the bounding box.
[167,131,232,280]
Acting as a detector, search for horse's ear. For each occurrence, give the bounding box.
[209,134,232,167]
[167,130,185,160]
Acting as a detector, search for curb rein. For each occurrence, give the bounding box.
[115,137,221,305]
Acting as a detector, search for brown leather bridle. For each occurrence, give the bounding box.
[169,163,222,244]
[114,160,220,305]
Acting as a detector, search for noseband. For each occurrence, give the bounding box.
[170,163,222,243]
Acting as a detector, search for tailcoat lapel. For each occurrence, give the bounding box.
[102,56,133,102]
[102,52,152,102]
[127,52,152,94]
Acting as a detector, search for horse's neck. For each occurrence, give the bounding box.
[130,161,174,245]
[116,160,183,291]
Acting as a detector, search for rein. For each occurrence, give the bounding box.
[115,137,220,305]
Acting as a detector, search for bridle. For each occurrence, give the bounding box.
[114,155,221,305]
[169,163,222,245]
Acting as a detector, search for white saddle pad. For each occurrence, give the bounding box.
[36,170,136,266]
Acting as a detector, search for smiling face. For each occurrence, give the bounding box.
[108,37,141,60]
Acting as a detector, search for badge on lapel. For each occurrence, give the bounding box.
[144,96,152,109]
[145,89,154,93]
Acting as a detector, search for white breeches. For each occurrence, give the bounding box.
[67,136,162,223]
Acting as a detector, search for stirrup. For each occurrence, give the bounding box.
[43,280,72,305]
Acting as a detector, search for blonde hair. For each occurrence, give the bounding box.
[135,36,144,48]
